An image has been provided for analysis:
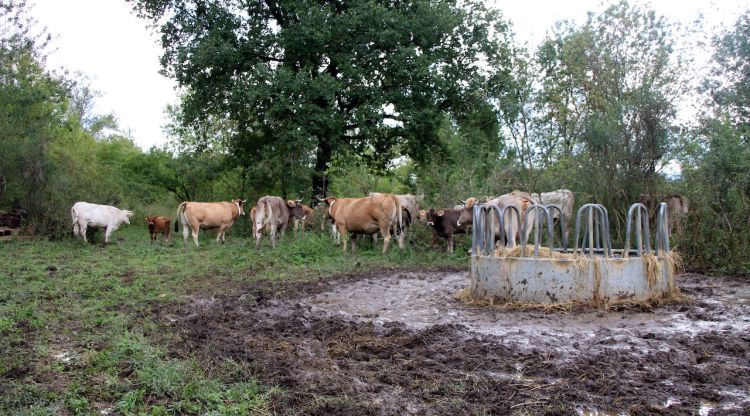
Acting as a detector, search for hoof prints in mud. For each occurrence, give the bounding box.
[161,272,750,415]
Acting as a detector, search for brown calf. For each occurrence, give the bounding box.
[146,215,171,245]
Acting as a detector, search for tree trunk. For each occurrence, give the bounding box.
[311,138,332,203]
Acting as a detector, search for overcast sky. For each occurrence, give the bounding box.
[31,0,750,149]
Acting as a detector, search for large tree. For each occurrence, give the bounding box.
[131,0,513,198]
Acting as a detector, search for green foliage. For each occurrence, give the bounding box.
[679,11,750,274]
[131,0,515,196]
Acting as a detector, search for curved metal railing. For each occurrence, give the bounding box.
[520,204,554,257]
[573,204,612,257]
[624,203,651,257]
[471,200,670,258]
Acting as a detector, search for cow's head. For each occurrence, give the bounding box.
[123,210,134,225]
[145,215,156,226]
[286,199,306,219]
[232,199,246,216]
[457,198,477,227]
[422,209,446,227]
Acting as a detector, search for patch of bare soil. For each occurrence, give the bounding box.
[155,271,750,415]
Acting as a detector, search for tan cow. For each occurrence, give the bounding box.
[323,193,402,254]
[175,199,246,247]
[638,194,690,235]
[457,191,538,245]
[254,196,306,249]
[661,195,689,234]
[369,192,420,247]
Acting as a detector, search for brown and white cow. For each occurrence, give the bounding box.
[323,193,402,254]
[254,196,306,249]
[175,199,245,247]
[419,208,468,253]
[457,191,538,245]
[145,215,171,245]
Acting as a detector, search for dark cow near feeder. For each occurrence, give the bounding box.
[419,208,468,253]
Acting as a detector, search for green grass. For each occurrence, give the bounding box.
[0,225,467,415]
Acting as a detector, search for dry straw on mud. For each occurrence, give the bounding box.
[459,249,686,311]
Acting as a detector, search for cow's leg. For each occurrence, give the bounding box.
[379,225,392,254]
[216,225,226,244]
[191,225,200,247]
[269,226,277,248]
[337,224,348,253]
[397,226,406,249]
[350,233,357,253]
[72,222,80,238]
[255,228,262,250]
[182,225,190,246]
[447,233,454,254]
[80,223,88,243]
[104,226,114,244]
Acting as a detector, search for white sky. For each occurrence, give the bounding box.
[30,0,750,150]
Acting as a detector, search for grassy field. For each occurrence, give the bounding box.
[0,225,468,415]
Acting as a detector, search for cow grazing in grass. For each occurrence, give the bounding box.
[419,208,467,253]
[254,196,306,249]
[146,215,171,245]
[175,199,245,247]
[71,202,133,243]
[530,189,574,240]
[457,191,538,246]
[323,193,402,254]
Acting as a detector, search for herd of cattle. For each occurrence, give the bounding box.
[68,190,689,253]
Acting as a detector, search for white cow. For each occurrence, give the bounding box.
[530,189,575,238]
[71,202,133,243]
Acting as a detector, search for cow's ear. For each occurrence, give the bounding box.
[145,216,149,221]
[437,210,445,216]
[286,200,295,207]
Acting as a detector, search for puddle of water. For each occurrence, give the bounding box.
[577,411,622,416]
[305,272,750,349]
[698,400,717,416]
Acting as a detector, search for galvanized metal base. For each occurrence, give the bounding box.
[470,255,671,304]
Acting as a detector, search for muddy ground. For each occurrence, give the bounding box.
[154,270,750,415]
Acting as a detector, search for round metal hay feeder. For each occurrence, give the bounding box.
[469,201,677,305]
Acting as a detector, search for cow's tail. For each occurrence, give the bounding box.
[392,195,402,236]
[175,202,188,232]
[71,205,79,236]
[255,198,267,236]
